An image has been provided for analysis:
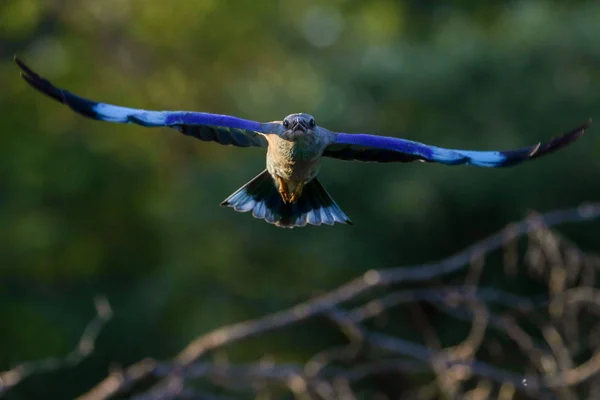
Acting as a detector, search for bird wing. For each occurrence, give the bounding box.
[15,56,268,148]
[322,121,590,166]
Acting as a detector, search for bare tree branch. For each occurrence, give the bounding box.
[172,203,600,367]
[0,296,112,397]
[15,202,599,399]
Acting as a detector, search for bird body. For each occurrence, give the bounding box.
[266,128,322,180]
[14,56,591,228]
[264,113,335,203]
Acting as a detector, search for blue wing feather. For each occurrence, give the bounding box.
[15,56,267,148]
[324,122,590,167]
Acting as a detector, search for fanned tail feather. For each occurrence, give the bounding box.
[221,170,352,228]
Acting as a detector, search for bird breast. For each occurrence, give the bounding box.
[266,131,327,181]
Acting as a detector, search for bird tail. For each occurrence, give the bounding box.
[221,170,352,228]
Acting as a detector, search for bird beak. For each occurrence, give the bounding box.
[292,119,308,132]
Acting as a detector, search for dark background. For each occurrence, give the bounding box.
[1,0,599,398]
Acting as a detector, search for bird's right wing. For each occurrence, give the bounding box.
[15,56,268,148]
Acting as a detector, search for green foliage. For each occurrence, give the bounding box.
[1,0,599,398]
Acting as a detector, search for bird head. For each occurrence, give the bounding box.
[281,113,317,140]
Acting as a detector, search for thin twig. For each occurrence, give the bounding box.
[0,296,112,396]
[74,202,600,399]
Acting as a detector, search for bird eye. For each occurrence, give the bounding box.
[283,120,289,128]
[309,119,315,128]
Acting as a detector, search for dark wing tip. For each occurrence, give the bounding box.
[501,119,592,166]
[569,118,592,137]
[14,55,39,81]
[569,118,592,138]
[475,119,591,168]
[14,54,26,69]
[14,55,66,104]
[533,119,591,157]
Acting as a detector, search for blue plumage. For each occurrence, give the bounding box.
[14,56,266,147]
[221,170,352,228]
[15,55,590,228]
[325,124,589,166]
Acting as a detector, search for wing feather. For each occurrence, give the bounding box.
[15,56,268,148]
[323,122,590,166]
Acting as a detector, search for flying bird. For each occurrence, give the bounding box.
[15,56,591,228]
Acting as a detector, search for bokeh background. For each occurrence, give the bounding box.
[1,0,600,398]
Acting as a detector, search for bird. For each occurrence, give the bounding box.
[15,56,591,228]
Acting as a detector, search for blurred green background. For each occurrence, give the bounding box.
[1,0,599,398]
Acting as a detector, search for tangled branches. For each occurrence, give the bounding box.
[3,203,600,399]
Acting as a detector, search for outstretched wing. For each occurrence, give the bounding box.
[323,121,590,166]
[15,56,268,148]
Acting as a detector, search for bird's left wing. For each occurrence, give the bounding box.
[323,121,590,166]
[15,56,268,147]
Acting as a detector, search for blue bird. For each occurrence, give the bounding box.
[15,56,591,228]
